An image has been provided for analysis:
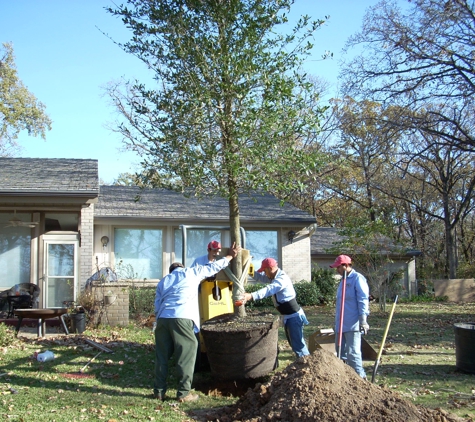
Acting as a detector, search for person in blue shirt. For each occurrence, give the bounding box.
[191,240,221,267]
[331,254,370,379]
[153,242,240,403]
[243,257,310,358]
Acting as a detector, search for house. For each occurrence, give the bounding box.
[311,227,417,297]
[0,158,317,309]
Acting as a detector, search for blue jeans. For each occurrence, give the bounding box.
[335,331,366,378]
[284,313,310,357]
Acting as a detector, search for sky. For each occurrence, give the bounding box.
[0,0,381,183]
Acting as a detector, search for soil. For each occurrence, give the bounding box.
[193,349,467,422]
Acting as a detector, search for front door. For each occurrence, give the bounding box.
[42,234,79,308]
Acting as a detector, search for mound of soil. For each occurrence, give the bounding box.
[194,349,465,422]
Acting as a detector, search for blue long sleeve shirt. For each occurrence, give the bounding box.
[334,269,370,333]
[251,268,304,322]
[154,258,230,331]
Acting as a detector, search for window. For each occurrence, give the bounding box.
[114,228,163,280]
[246,230,278,271]
[174,228,221,266]
[0,213,31,289]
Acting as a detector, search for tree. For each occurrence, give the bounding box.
[341,0,475,153]
[105,0,326,307]
[0,43,52,156]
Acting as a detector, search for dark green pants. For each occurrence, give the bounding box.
[154,318,197,399]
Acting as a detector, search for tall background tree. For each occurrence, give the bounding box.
[0,42,52,156]
[106,0,326,304]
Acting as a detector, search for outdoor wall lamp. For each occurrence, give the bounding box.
[288,230,296,244]
[101,236,109,249]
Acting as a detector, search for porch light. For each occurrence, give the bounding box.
[288,230,296,244]
[101,236,109,249]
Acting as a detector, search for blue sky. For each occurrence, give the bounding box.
[1,0,380,183]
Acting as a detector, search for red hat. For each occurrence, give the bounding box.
[257,257,278,272]
[329,255,352,268]
[208,240,221,250]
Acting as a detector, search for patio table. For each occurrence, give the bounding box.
[13,308,69,337]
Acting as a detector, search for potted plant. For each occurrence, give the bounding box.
[103,290,116,306]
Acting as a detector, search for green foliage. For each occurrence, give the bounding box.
[245,284,274,309]
[0,322,16,346]
[311,266,337,305]
[293,281,321,306]
[129,286,155,320]
[105,1,328,200]
[0,43,52,155]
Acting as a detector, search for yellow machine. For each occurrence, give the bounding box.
[178,225,254,362]
[198,248,253,352]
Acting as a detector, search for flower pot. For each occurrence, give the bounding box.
[70,312,86,334]
[103,295,116,305]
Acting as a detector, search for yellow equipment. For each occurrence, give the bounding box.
[198,248,252,353]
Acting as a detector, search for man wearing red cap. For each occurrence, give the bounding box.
[330,254,370,379]
[243,257,310,358]
[191,240,222,267]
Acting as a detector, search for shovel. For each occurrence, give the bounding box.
[371,295,398,383]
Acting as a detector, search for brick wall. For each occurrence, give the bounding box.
[89,284,129,327]
[80,204,94,289]
[281,227,312,282]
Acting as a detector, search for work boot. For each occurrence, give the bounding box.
[152,392,166,401]
[178,393,199,403]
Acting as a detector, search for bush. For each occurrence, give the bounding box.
[129,286,155,320]
[311,266,338,305]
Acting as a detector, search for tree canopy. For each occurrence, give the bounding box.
[0,42,52,156]
[106,0,326,297]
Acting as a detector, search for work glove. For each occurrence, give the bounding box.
[359,315,369,335]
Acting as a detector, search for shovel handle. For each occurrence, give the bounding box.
[371,295,398,383]
[337,270,347,359]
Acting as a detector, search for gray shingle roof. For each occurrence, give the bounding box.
[95,185,316,224]
[0,158,99,195]
[311,227,343,255]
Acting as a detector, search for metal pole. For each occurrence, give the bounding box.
[337,270,347,359]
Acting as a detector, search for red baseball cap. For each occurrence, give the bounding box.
[257,257,278,272]
[208,240,221,250]
[329,255,352,268]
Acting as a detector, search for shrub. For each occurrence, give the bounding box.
[311,266,338,305]
[129,286,155,320]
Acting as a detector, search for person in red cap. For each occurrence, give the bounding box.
[330,254,370,379]
[243,257,310,358]
[191,240,222,267]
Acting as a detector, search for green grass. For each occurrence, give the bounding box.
[0,302,474,421]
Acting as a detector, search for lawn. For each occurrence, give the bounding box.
[0,301,474,421]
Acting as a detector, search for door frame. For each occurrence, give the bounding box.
[41,233,79,308]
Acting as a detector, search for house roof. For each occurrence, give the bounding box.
[0,158,99,197]
[311,227,344,255]
[94,185,317,225]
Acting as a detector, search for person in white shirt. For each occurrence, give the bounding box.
[191,240,221,267]
[153,242,240,403]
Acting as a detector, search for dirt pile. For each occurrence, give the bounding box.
[195,349,465,422]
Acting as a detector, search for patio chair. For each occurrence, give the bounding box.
[2,283,40,318]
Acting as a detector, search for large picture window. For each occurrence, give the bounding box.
[114,228,163,280]
[174,228,221,266]
[246,230,278,271]
[0,213,31,290]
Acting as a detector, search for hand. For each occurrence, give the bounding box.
[359,315,369,335]
[360,323,369,335]
[228,242,242,259]
[243,293,253,302]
